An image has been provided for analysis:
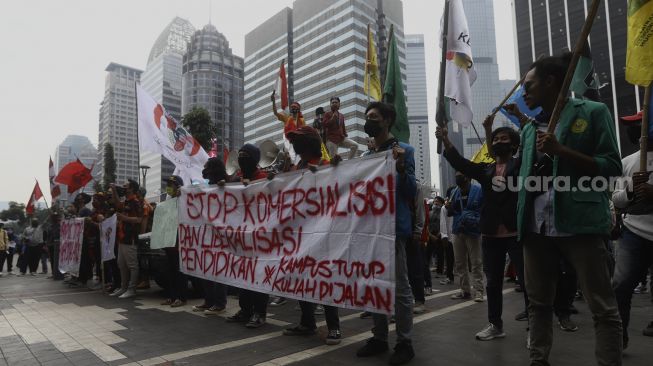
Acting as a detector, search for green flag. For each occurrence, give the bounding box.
[570,41,601,101]
[383,25,410,143]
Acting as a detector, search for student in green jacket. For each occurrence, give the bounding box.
[515,53,623,366]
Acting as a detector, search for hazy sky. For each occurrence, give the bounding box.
[0,0,516,203]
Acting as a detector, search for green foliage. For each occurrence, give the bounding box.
[0,201,27,228]
[182,106,214,151]
[103,143,117,189]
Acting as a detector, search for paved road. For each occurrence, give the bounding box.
[1,269,651,366]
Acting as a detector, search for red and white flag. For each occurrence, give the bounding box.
[26,181,44,215]
[49,157,61,201]
[137,84,208,185]
[274,59,289,111]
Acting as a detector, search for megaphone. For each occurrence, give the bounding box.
[225,149,240,176]
[259,140,280,169]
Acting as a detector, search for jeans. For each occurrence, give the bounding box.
[482,236,527,329]
[117,244,139,290]
[239,289,269,317]
[298,301,339,330]
[612,228,653,344]
[524,233,622,366]
[372,237,413,344]
[406,238,425,303]
[203,279,227,308]
[326,139,359,160]
[453,233,483,295]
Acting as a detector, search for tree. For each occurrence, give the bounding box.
[103,143,117,189]
[181,106,214,151]
[0,201,27,227]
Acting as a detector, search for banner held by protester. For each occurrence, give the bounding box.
[150,197,179,250]
[59,218,85,276]
[100,214,117,262]
[178,152,397,314]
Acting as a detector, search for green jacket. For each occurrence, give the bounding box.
[517,98,622,240]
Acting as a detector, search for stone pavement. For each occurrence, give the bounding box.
[1,269,651,366]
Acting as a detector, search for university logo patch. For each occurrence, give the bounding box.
[571,118,588,134]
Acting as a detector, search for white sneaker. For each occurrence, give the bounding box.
[118,289,136,299]
[475,323,506,341]
[109,288,127,297]
[413,302,426,314]
[526,328,531,349]
[474,292,485,302]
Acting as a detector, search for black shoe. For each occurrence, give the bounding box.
[389,342,415,365]
[360,311,372,319]
[283,325,316,336]
[226,310,250,323]
[245,313,266,328]
[515,310,528,321]
[558,317,579,332]
[357,338,389,357]
[643,321,653,337]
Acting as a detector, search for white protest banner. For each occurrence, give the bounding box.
[59,218,84,276]
[100,214,117,261]
[150,197,179,249]
[179,152,396,314]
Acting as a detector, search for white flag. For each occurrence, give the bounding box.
[137,85,208,184]
[440,0,477,126]
[100,214,117,262]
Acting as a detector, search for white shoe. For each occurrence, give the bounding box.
[118,289,136,299]
[413,302,426,314]
[475,323,506,341]
[109,288,127,297]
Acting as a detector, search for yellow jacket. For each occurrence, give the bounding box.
[0,228,8,251]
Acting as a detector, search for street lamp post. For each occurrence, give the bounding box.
[139,165,150,191]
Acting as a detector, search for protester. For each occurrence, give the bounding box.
[312,106,326,142]
[109,179,144,299]
[438,194,455,285]
[356,102,416,365]
[426,197,444,286]
[160,175,187,308]
[515,53,623,365]
[612,110,653,349]
[407,183,428,314]
[445,171,484,302]
[0,223,8,276]
[437,113,528,340]
[47,210,63,280]
[4,227,17,274]
[21,219,43,275]
[73,193,97,288]
[226,145,269,328]
[323,97,358,160]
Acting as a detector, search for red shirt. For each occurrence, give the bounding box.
[322,111,346,144]
[237,169,268,181]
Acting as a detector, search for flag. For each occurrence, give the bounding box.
[383,25,410,143]
[274,59,289,111]
[625,0,653,86]
[49,156,61,201]
[137,84,209,185]
[471,143,495,164]
[441,0,477,126]
[364,24,382,101]
[55,159,93,194]
[26,181,44,215]
[499,86,542,127]
[320,142,331,163]
[570,41,601,101]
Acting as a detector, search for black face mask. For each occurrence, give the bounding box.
[455,176,467,186]
[364,119,383,137]
[238,157,256,171]
[115,187,126,197]
[492,142,513,156]
[293,143,307,156]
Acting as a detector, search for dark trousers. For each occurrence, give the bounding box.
[482,236,528,329]
[48,242,63,279]
[4,247,14,272]
[433,237,445,274]
[78,243,92,282]
[613,228,653,343]
[442,238,455,281]
[239,289,269,316]
[26,245,41,273]
[203,280,226,307]
[0,251,6,272]
[107,259,120,289]
[554,260,577,319]
[406,238,425,303]
[165,248,186,301]
[298,301,339,330]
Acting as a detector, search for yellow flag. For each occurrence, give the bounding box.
[321,142,331,162]
[364,24,382,101]
[471,143,495,164]
[626,0,653,86]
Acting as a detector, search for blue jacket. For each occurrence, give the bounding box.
[450,183,483,237]
[378,140,417,238]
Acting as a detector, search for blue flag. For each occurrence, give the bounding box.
[499,86,542,127]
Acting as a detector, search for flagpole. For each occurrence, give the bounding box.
[469,122,484,146]
[366,23,371,103]
[640,83,651,172]
[436,0,450,154]
[489,73,527,118]
[547,0,601,134]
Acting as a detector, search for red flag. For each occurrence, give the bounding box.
[274,59,288,111]
[26,181,44,215]
[55,159,93,193]
[49,156,61,201]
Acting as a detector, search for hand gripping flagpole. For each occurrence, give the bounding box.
[436,0,450,154]
[640,84,651,172]
[547,0,601,134]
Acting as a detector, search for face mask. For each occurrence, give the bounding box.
[493,142,513,156]
[202,168,209,180]
[293,143,307,156]
[116,187,126,197]
[166,187,176,196]
[238,157,256,170]
[455,176,467,186]
[364,119,383,137]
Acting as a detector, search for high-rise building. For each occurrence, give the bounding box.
[244,0,407,153]
[98,63,142,186]
[513,0,639,157]
[405,34,431,187]
[140,17,195,201]
[54,135,98,204]
[182,24,245,156]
